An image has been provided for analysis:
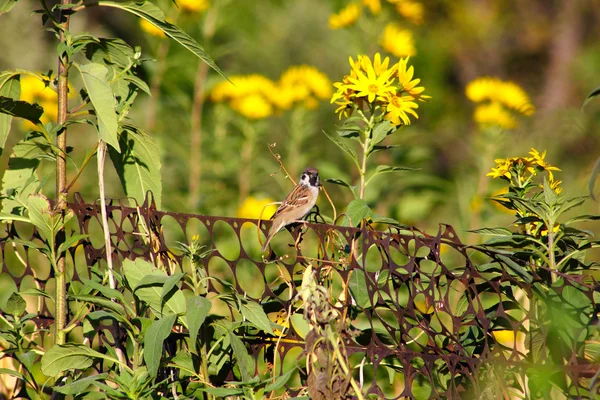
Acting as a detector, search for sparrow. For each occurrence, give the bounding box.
[261,168,320,252]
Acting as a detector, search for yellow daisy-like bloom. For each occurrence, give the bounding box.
[528,148,561,181]
[380,24,416,58]
[273,65,332,110]
[211,74,277,103]
[347,56,396,103]
[395,57,429,100]
[383,93,418,126]
[393,0,424,25]
[474,102,516,130]
[140,19,166,38]
[237,196,277,219]
[20,74,75,126]
[362,0,381,14]
[329,2,362,29]
[466,77,534,116]
[178,0,209,12]
[230,93,273,120]
[486,156,533,180]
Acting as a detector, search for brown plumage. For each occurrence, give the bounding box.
[261,168,320,252]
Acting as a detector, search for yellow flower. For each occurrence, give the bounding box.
[393,0,424,25]
[231,93,273,120]
[466,77,534,116]
[395,57,429,100]
[383,93,418,126]
[20,74,74,126]
[473,102,516,129]
[140,19,166,37]
[362,0,381,14]
[380,24,416,58]
[272,65,332,110]
[347,56,396,103]
[329,3,362,29]
[179,0,209,13]
[528,148,560,181]
[237,197,277,220]
[210,74,279,119]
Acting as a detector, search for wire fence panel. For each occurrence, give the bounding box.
[1,192,598,398]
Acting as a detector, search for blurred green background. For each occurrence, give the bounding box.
[2,0,600,244]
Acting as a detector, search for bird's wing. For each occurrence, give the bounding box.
[272,184,312,219]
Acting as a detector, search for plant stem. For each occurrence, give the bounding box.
[358,136,370,200]
[548,229,557,284]
[54,0,71,346]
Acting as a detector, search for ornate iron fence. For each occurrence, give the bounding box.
[1,192,598,398]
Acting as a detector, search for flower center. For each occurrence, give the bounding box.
[368,84,379,94]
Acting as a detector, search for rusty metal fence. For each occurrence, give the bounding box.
[1,192,599,398]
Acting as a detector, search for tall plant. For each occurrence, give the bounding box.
[0,0,226,396]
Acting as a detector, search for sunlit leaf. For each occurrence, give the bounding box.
[186,296,211,353]
[0,76,19,156]
[144,314,177,378]
[3,292,26,316]
[240,301,273,334]
[109,124,162,209]
[75,62,120,151]
[98,1,227,80]
[41,344,105,376]
[345,198,372,226]
[228,331,254,382]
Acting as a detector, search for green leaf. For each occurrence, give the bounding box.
[41,344,105,376]
[54,373,109,395]
[98,1,227,81]
[70,294,126,315]
[324,178,356,196]
[0,96,43,124]
[84,38,134,69]
[186,296,212,353]
[348,270,370,308]
[370,120,394,146]
[323,130,357,162]
[109,124,162,209]
[345,199,372,226]
[161,272,184,308]
[468,227,514,236]
[497,255,533,283]
[75,62,120,151]
[374,165,417,174]
[229,332,254,382]
[199,387,245,396]
[588,156,600,200]
[240,301,273,334]
[123,258,186,319]
[81,278,124,302]
[144,314,177,379]
[57,233,88,254]
[0,0,19,14]
[0,76,20,156]
[26,194,54,240]
[264,366,297,392]
[582,86,600,111]
[0,368,23,380]
[3,292,26,316]
[368,144,401,156]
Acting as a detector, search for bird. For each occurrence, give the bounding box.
[261,167,320,252]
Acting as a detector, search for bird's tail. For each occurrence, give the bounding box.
[260,235,272,253]
[261,224,277,252]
